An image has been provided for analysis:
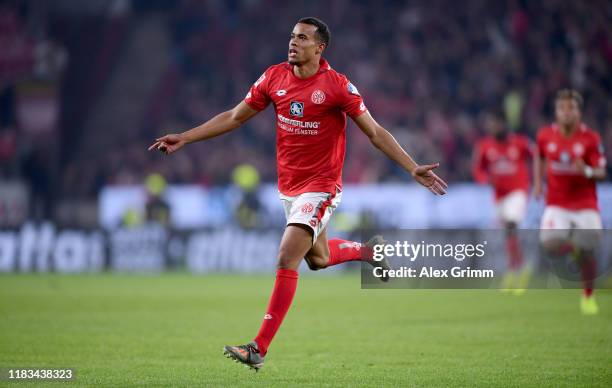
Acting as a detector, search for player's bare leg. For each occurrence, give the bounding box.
[224,224,312,370]
[302,226,330,270]
[541,238,574,257]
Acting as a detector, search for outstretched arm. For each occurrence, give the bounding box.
[352,111,448,195]
[148,101,260,154]
[533,154,545,199]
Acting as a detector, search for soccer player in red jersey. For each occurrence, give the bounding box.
[149,18,448,369]
[473,109,533,293]
[534,89,607,315]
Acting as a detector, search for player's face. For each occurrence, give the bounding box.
[555,98,581,127]
[288,23,325,65]
[484,114,504,137]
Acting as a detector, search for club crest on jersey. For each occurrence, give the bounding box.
[290,101,304,117]
[347,82,360,96]
[311,89,325,104]
[560,151,570,163]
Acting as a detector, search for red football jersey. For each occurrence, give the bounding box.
[473,134,532,200]
[536,123,607,210]
[244,58,367,196]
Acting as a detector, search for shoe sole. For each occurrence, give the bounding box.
[368,257,391,282]
[366,235,390,282]
[223,347,263,371]
[379,257,391,282]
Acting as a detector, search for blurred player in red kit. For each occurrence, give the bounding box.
[534,89,607,315]
[149,17,448,369]
[473,109,533,293]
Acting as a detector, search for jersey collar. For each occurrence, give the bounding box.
[551,123,587,132]
[285,58,331,77]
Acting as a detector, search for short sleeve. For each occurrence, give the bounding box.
[586,132,607,168]
[244,68,272,111]
[338,77,367,118]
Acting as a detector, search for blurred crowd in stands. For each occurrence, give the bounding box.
[1,0,611,220]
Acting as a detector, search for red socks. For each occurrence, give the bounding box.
[253,239,368,354]
[326,239,372,267]
[506,234,524,270]
[254,269,298,355]
[252,240,368,355]
[580,257,596,298]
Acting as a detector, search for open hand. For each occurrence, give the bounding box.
[412,163,448,195]
[148,134,186,154]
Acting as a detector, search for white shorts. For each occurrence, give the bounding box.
[540,206,602,249]
[496,190,528,224]
[279,190,342,243]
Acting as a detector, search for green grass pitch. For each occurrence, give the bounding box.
[1,274,610,387]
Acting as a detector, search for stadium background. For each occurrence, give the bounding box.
[1,0,611,386]
[1,0,612,271]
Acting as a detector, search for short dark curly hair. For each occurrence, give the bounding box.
[297,17,331,47]
[555,89,583,108]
